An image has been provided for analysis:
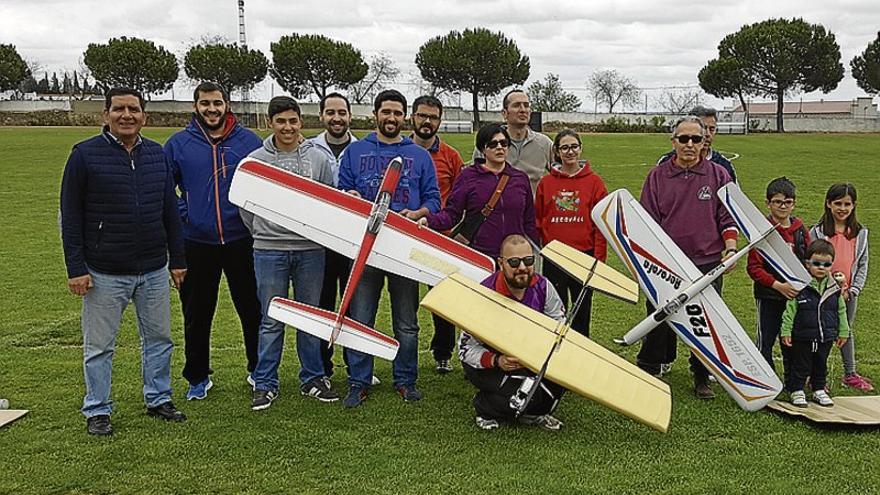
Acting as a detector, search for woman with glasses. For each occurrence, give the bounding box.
[419,123,539,260]
[534,129,608,337]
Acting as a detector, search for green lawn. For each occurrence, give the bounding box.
[1,127,879,494]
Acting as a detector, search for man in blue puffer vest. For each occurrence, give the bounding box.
[164,82,263,400]
[61,87,187,436]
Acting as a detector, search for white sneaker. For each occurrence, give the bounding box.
[812,389,834,407]
[371,375,381,386]
[518,414,563,431]
[475,416,499,430]
[790,390,808,407]
[247,374,256,389]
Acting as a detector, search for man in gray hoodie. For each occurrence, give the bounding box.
[240,96,337,411]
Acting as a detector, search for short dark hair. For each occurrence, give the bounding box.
[502,89,526,109]
[806,239,835,260]
[193,81,229,103]
[689,105,717,119]
[412,95,442,116]
[321,92,350,113]
[267,96,301,120]
[552,128,581,162]
[373,89,407,113]
[475,123,511,152]
[766,176,796,200]
[104,87,145,111]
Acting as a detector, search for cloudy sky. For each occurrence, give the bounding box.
[2,0,878,111]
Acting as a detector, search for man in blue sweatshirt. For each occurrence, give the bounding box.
[337,89,441,408]
[164,82,263,400]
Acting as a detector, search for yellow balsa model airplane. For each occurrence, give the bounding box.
[421,243,671,433]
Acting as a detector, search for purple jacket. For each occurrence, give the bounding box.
[427,161,539,258]
[640,157,737,266]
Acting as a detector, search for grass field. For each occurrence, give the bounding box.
[1,126,879,494]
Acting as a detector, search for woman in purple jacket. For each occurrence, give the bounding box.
[417,123,539,259]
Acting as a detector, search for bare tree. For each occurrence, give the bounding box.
[349,52,400,104]
[407,69,460,106]
[586,69,641,113]
[654,87,703,114]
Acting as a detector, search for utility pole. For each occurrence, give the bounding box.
[237,0,252,127]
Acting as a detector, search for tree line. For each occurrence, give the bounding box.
[1,19,879,132]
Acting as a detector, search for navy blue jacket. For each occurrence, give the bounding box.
[164,113,262,244]
[782,278,850,343]
[60,130,185,278]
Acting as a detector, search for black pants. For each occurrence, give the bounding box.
[756,298,792,387]
[463,364,565,421]
[637,262,723,379]
[180,238,262,385]
[430,311,456,361]
[787,340,833,392]
[318,249,351,377]
[542,256,594,338]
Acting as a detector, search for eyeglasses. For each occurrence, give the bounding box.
[557,144,581,153]
[486,139,510,149]
[414,113,441,122]
[809,260,833,268]
[503,256,535,268]
[673,135,703,144]
[769,199,795,207]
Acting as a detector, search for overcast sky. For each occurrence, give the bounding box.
[2,0,878,111]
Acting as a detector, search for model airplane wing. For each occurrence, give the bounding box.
[268,298,399,361]
[718,182,810,290]
[229,158,495,285]
[540,240,639,303]
[592,189,782,411]
[421,273,672,433]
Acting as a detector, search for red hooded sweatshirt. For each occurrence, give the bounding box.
[535,161,608,260]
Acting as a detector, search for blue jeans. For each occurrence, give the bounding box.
[345,266,420,388]
[253,248,326,391]
[82,266,173,417]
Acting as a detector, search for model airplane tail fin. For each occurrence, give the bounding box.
[540,240,639,303]
[267,298,399,361]
[718,183,810,290]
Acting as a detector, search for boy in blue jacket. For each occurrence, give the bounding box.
[781,239,850,407]
[336,89,440,408]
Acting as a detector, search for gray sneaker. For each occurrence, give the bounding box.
[518,414,563,431]
[475,416,500,430]
[252,389,278,411]
[301,378,340,402]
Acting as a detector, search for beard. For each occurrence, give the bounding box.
[378,120,401,139]
[198,111,225,131]
[413,123,437,140]
[504,271,531,290]
[326,121,349,139]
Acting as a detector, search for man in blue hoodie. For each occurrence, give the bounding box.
[337,89,441,408]
[164,82,263,400]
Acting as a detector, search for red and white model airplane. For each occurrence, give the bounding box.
[229,156,495,361]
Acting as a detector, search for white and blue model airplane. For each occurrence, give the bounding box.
[592,183,810,411]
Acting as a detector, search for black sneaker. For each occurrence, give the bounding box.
[343,385,368,409]
[86,414,112,436]
[435,359,453,374]
[301,378,340,402]
[147,401,187,422]
[252,389,278,411]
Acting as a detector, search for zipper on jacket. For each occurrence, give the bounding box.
[212,143,226,244]
[96,221,104,249]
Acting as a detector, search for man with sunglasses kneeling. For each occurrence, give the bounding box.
[459,234,567,431]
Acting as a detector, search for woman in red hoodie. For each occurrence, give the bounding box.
[535,129,608,337]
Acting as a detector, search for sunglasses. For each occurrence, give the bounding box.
[486,139,510,149]
[809,260,833,268]
[769,199,795,207]
[673,135,703,144]
[557,143,581,153]
[503,256,535,268]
